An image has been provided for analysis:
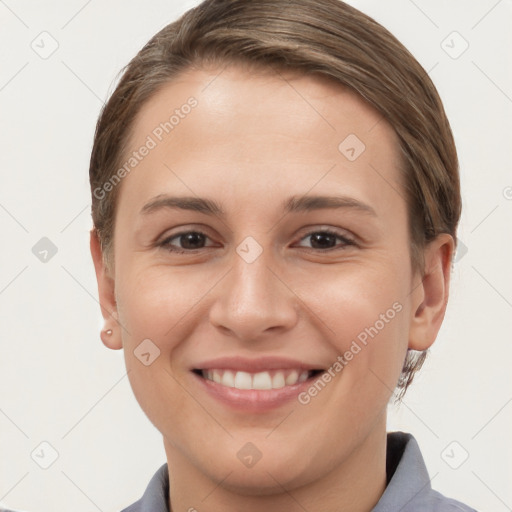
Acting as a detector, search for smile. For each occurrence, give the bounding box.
[190,356,328,411]
[197,368,323,390]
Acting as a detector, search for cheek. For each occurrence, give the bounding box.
[117,265,207,344]
[123,354,198,443]
[299,261,410,391]
[116,265,216,426]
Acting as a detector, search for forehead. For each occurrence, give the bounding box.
[135,63,392,137]
[117,64,404,221]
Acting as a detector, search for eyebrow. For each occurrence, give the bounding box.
[140,194,377,217]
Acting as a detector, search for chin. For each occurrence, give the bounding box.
[214,465,306,497]
[198,445,315,495]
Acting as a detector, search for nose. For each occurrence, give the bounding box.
[208,243,299,343]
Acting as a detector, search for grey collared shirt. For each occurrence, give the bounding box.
[120,432,478,511]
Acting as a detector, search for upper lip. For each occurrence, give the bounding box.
[192,356,325,372]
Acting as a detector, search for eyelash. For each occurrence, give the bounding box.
[158,228,357,254]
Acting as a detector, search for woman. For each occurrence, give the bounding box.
[89,0,477,510]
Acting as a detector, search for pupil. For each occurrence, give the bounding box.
[311,233,335,249]
[182,232,205,249]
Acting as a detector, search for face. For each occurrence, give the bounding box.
[92,63,448,495]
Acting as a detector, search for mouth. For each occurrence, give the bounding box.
[192,368,324,390]
[190,355,330,411]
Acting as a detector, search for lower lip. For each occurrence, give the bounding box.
[192,371,321,412]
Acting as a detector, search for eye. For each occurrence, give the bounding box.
[158,228,356,254]
[295,229,356,251]
[159,230,214,253]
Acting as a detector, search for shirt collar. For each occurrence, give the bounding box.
[372,431,433,511]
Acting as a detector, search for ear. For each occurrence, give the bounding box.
[408,233,454,351]
[90,229,123,350]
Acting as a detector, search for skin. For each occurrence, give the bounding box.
[91,63,453,512]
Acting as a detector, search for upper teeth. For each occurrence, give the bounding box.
[201,369,310,390]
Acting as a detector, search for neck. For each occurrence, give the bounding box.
[164,415,388,512]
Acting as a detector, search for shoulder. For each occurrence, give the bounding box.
[373,432,479,512]
[0,505,30,512]
[427,489,478,511]
[120,463,169,512]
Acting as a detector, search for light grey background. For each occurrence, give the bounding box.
[0,1,511,511]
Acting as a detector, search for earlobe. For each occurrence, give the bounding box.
[408,233,454,351]
[100,323,122,350]
[90,229,123,350]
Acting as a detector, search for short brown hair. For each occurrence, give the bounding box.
[89,0,461,398]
